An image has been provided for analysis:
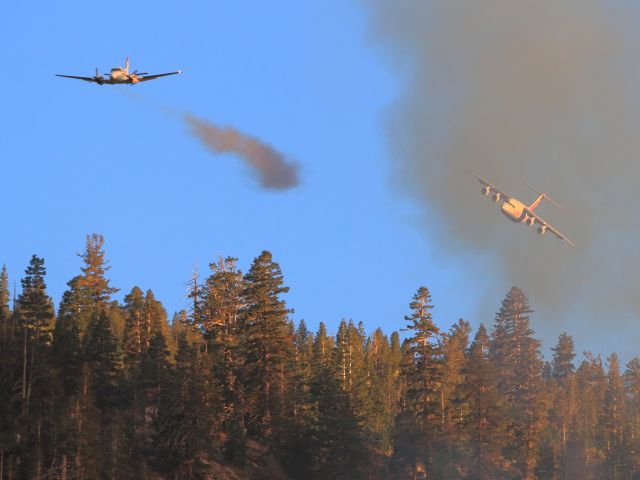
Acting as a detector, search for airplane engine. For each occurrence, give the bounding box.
[481,186,491,196]
[537,225,547,235]
[492,193,501,202]
[524,216,535,226]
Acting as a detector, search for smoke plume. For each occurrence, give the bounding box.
[365,1,640,355]
[184,114,299,190]
[118,91,299,190]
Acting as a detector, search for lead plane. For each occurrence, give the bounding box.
[56,58,181,85]
[471,172,575,247]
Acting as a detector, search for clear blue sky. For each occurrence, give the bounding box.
[1,0,491,338]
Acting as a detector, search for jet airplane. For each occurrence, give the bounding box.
[56,58,181,85]
[471,172,575,247]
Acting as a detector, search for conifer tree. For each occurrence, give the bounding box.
[464,324,508,479]
[84,309,129,478]
[123,286,146,369]
[0,264,14,477]
[491,287,546,479]
[240,251,293,440]
[433,319,470,478]
[545,332,577,479]
[575,353,607,478]
[603,353,626,479]
[395,286,441,476]
[199,256,245,456]
[0,264,9,350]
[154,333,213,479]
[77,233,119,312]
[624,357,640,479]
[365,327,398,453]
[14,255,55,477]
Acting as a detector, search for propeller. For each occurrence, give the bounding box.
[94,68,105,84]
[131,70,148,76]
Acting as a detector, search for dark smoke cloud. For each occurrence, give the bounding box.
[118,91,299,190]
[184,114,299,190]
[365,1,640,356]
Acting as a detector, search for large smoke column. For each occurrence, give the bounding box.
[365,1,640,356]
[184,114,299,190]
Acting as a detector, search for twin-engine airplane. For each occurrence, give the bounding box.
[471,172,574,247]
[56,58,181,85]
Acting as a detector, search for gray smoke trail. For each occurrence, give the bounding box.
[365,1,640,356]
[184,114,299,190]
[117,91,299,190]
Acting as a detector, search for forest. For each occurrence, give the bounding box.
[0,234,638,480]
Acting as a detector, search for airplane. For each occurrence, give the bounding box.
[470,172,575,247]
[56,58,181,85]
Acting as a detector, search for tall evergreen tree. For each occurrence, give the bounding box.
[433,319,470,478]
[491,287,546,479]
[464,324,508,479]
[574,353,607,478]
[394,286,441,477]
[153,333,213,479]
[13,255,55,478]
[624,357,640,479]
[77,233,119,312]
[545,332,577,479]
[0,264,15,477]
[603,353,626,479]
[240,251,293,441]
[199,256,245,459]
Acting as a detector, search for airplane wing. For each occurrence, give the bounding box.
[524,207,575,247]
[137,70,182,82]
[55,74,99,83]
[469,171,513,201]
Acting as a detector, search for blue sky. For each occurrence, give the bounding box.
[1,0,496,339]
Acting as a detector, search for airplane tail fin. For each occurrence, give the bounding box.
[125,57,129,74]
[525,182,565,211]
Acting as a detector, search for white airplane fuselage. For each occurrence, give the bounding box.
[501,199,527,222]
[109,68,130,83]
[484,188,543,225]
[108,63,141,84]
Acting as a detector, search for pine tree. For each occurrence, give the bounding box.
[84,309,130,478]
[624,357,640,479]
[199,256,246,460]
[603,353,626,479]
[14,255,56,477]
[491,287,546,479]
[153,333,213,479]
[394,286,441,476]
[575,353,607,478]
[0,264,14,477]
[433,319,470,478]
[545,332,577,479]
[123,286,146,369]
[463,324,508,479]
[364,327,398,453]
[0,264,10,352]
[240,251,293,441]
[77,233,119,312]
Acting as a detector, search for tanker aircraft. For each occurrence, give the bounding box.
[56,58,181,85]
[471,172,574,247]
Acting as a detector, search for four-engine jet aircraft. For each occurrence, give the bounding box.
[471,172,575,247]
[56,58,181,85]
